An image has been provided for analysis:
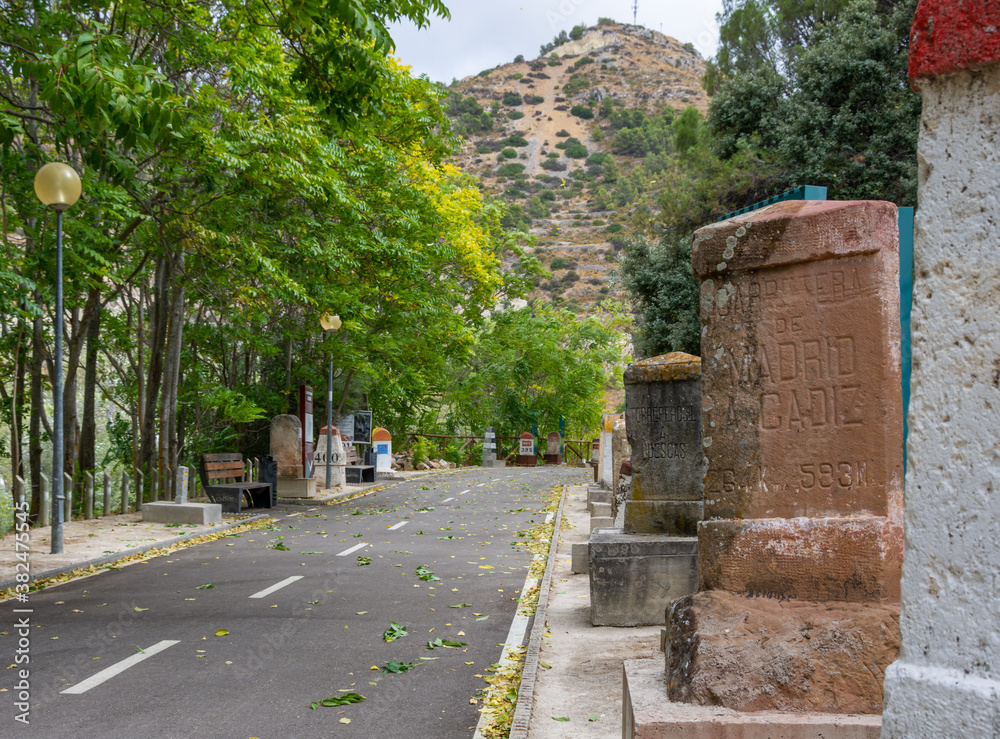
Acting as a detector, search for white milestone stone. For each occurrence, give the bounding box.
[882,64,1000,738]
[600,414,615,490]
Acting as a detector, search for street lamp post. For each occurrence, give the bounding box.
[320,314,342,490]
[34,162,82,555]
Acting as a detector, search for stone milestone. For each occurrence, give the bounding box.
[271,413,315,498]
[692,199,904,604]
[883,3,1000,736]
[516,432,536,467]
[622,353,703,536]
[664,199,905,716]
[599,413,616,489]
[482,427,497,466]
[609,417,631,522]
[543,431,562,465]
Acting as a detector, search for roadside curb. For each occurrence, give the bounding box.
[0,513,271,593]
[508,483,570,738]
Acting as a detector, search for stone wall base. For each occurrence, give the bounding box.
[882,660,1000,738]
[588,530,698,626]
[624,658,880,739]
[665,591,899,714]
[625,500,703,536]
[699,515,902,602]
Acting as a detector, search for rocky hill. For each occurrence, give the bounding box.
[444,21,709,313]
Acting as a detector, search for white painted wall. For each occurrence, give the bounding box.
[882,64,1000,737]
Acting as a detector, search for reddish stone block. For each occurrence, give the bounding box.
[909,0,1000,81]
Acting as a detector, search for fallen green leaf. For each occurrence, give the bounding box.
[588,712,600,722]
[383,621,408,642]
[357,556,372,566]
[380,660,418,674]
[195,584,214,590]
[553,716,570,722]
[317,693,366,707]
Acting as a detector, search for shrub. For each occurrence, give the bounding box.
[605,223,624,234]
[574,56,595,69]
[475,146,493,154]
[570,24,587,40]
[512,73,523,79]
[500,148,518,159]
[550,257,570,270]
[514,54,525,63]
[546,152,560,159]
[571,105,594,119]
[541,158,568,171]
[444,440,464,466]
[477,69,492,77]
[564,141,589,158]
[502,92,523,106]
[592,124,605,142]
[586,152,612,166]
[598,16,614,25]
[497,163,526,177]
[564,75,590,96]
[547,59,561,67]
[527,197,550,218]
[412,437,431,465]
[538,189,557,202]
[592,219,606,226]
[508,110,525,120]
[563,270,580,283]
[500,135,529,147]
[555,129,570,137]
[523,94,545,105]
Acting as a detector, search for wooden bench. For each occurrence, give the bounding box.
[199,453,273,513]
[345,446,375,484]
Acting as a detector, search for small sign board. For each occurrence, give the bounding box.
[336,411,374,445]
[519,434,534,456]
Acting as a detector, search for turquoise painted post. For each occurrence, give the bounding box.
[898,207,914,472]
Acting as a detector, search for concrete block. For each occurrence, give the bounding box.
[490,460,506,469]
[591,502,612,518]
[589,530,698,626]
[623,658,880,739]
[571,542,589,575]
[590,516,614,532]
[276,477,316,498]
[142,502,222,525]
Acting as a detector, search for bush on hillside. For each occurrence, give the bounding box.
[508,110,525,120]
[564,141,589,158]
[564,75,590,96]
[571,105,594,119]
[541,158,568,172]
[502,92,523,106]
[497,163,526,177]
[550,257,570,270]
[570,24,587,40]
[500,148,518,159]
[500,135,529,147]
[523,94,545,105]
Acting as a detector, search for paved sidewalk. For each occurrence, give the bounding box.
[525,484,662,737]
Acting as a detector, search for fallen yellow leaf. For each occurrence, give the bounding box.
[215,629,229,637]
[339,718,351,724]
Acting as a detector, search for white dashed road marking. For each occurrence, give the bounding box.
[336,542,370,557]
[249,576,304,599]
[388,521,408,530]
[459,490,471,495]
[441,498,455,503]
[62,640,180,694]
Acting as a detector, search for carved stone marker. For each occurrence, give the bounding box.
[271,414,315,498]
[662,199,904,716]
[175,466,190,504]
[609,417,631,523]
[693,199,904,603]
[314,426,346,489]
[623,353,703,535]
[515,432,536,467]
[543,431,562,465]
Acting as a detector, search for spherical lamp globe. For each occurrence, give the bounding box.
[34,163,82,211]
[320,314,342,331]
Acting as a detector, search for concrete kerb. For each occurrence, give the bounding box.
[0,513,271,593]
[508,483,570,738]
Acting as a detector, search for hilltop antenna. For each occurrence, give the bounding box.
[632,0,638,25]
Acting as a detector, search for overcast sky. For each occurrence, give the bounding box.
[388,0,724,84]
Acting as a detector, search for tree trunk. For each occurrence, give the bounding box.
[138,257,169,499]
[79,301,102,476]
[160,251,185,479]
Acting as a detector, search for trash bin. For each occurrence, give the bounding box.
[261,455,278,506]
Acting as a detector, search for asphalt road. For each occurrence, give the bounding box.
[6,465,587,738]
